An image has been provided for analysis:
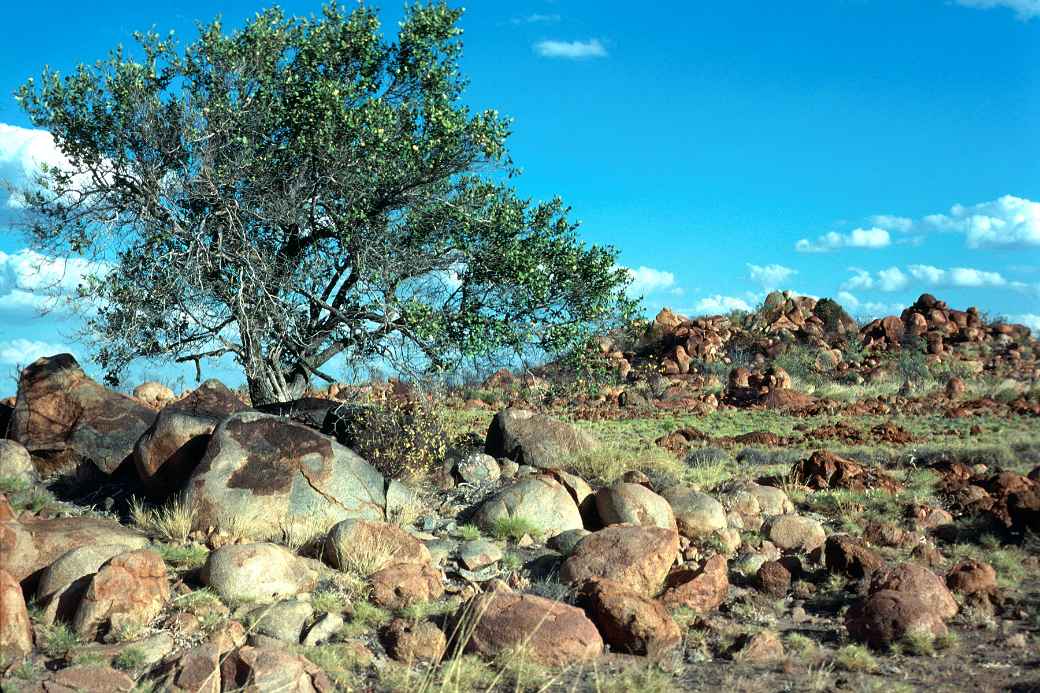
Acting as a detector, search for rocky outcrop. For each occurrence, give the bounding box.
[10,354,156,475]
[485,408,599,469]
[186,411,385,539]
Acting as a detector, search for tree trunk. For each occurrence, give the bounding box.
[245,364,310,406]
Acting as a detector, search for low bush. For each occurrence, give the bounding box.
[326,398,447,480]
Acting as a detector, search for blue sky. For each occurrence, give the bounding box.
[1,0,1038,391]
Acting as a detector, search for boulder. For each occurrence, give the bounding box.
[868,563,957,619]
[161,643,222,693]
[825,534,885,579]
[10,354,156,475]
[464,592,603,666]
[30,665,137,692]
[133,381,175,408]
[36,544,135,625]
[767,514,826,554]
[485,408,599,469]
[845,590,948,650]
[168,379,247,418]
[659,555,729,612]
[186,411,385,539]
[745,483,793,516]
[756,560,791,597]
[456,453,501,484]
[381,618,446,663]
[0,513,149,586]
[247,599,314,643]
[946,559,998,597]
[73,549,170,638]
[0,440,34,482]
[134,410,222,494]
[660,486,726,539]
[474,476,583,537]
[370,562,444,609]
[595,482,677,531]
[324,519,431,570]
[459,539,503,571]
[201,543,318,604]
[560,524,679,596]
[220,645,334,692]
[0,568,32,658]
[576,578,681,656]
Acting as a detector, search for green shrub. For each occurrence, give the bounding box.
[326,398,447,480]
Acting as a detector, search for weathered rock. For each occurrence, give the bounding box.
[10,354,156,475]
[370,562,444,609]
[868,563,957,619]
[756,560,791,597]
[576,578,681,656]
[220,645,334,692]
[474,476,583,537]
[201,543,318,604]
[456,453,501,484]
[485,408,599,469]
[791,450,902,493]
[0,513,149,585]
[464,592,603,666]
[133,381,175,407]
[247,599,314,643]
[73,549,170,638]
[660,555,729,612]
[825,534,885,579]
[560,524,679,596]
[302,613,346,648]
[846,590,948,649]
[731,630,785,662]
[596,482,677,531]
[946,559,998,597]
[745,483,793,516]
[133,410,223,494]
[162,643,222,693]
[168,379,247,418]
[36,544,138,625]
[32,665,137,692]
[381,618,446,663]
[0,440,34,482]
[186,411,385,539]
[459,539,503,571]
[547,528,591,556]
[767,514,826,554]
[324,519,431,570]
[660,486,726,539]
[0,568,32,658]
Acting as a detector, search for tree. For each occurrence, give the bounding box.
[13,2,635,404]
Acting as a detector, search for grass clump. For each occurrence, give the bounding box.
[40,623,81,658]
[156,542,209,569]
[596,663,677,693]
[833,644,878,673]
[128,494,196,544]
[311,589,349,615]
[112,646,148,671]
[456,524,481,541]
[898,629,936,656]
[338,602,391,638]
[489,516,542,542]
[300,644,369,688]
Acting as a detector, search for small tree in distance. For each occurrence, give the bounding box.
[13,2,635,404]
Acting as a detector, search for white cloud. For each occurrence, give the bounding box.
[954,0,1040,20]
[533,39,608,59]
[0,338,73,367]
[841,264,1011,294]
[877,267,909,292]
[795,227,891,253]
[690,295,751,315]
[747,263,797,289]
[1009,314,1040,332]
[0,123,69,209]
[869,214,914,233]
[625,266,676,296]
[0,248,101,315]
[922,195,1040,247]
[836,291,860,309]
[907,265,1007,288]
[511,13,560,24]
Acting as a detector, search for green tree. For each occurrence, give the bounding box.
[13,2,635,404]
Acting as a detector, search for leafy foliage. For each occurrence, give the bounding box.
[14,1,635,403]
[327,398,447,479]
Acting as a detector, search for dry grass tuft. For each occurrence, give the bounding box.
[129,494,196,544]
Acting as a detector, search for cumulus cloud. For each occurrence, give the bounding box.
[0,123,69,209]
[795,227,891,253]
[0,338,73,367]
[0,248,100,316]
[869,214,914,233]
[922,195,1040,247]
[533,39,607,59]
[841,264,1011,293]
[747,263,797,289]
[954,0,1040,20]
[624,266,677,296]
[690,295,751,315]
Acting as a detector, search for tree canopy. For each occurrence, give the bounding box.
[14,1,635,403]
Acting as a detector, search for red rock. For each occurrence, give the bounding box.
[825,534,885,579]
[868,563,957,619]
[846,590,948,649]
[659,554,729,612]
[0,568,32,657]
[381,618,446,663]
[560,525,679,596]
[756,560,791,597]
[73,549,170,638]
[369,562,443,610]
[576,578,681,656]
[220,645,334,692]
[464,592,603,666]
[946,560,997,597]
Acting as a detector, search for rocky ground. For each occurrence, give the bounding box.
[1,292,1039,692]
